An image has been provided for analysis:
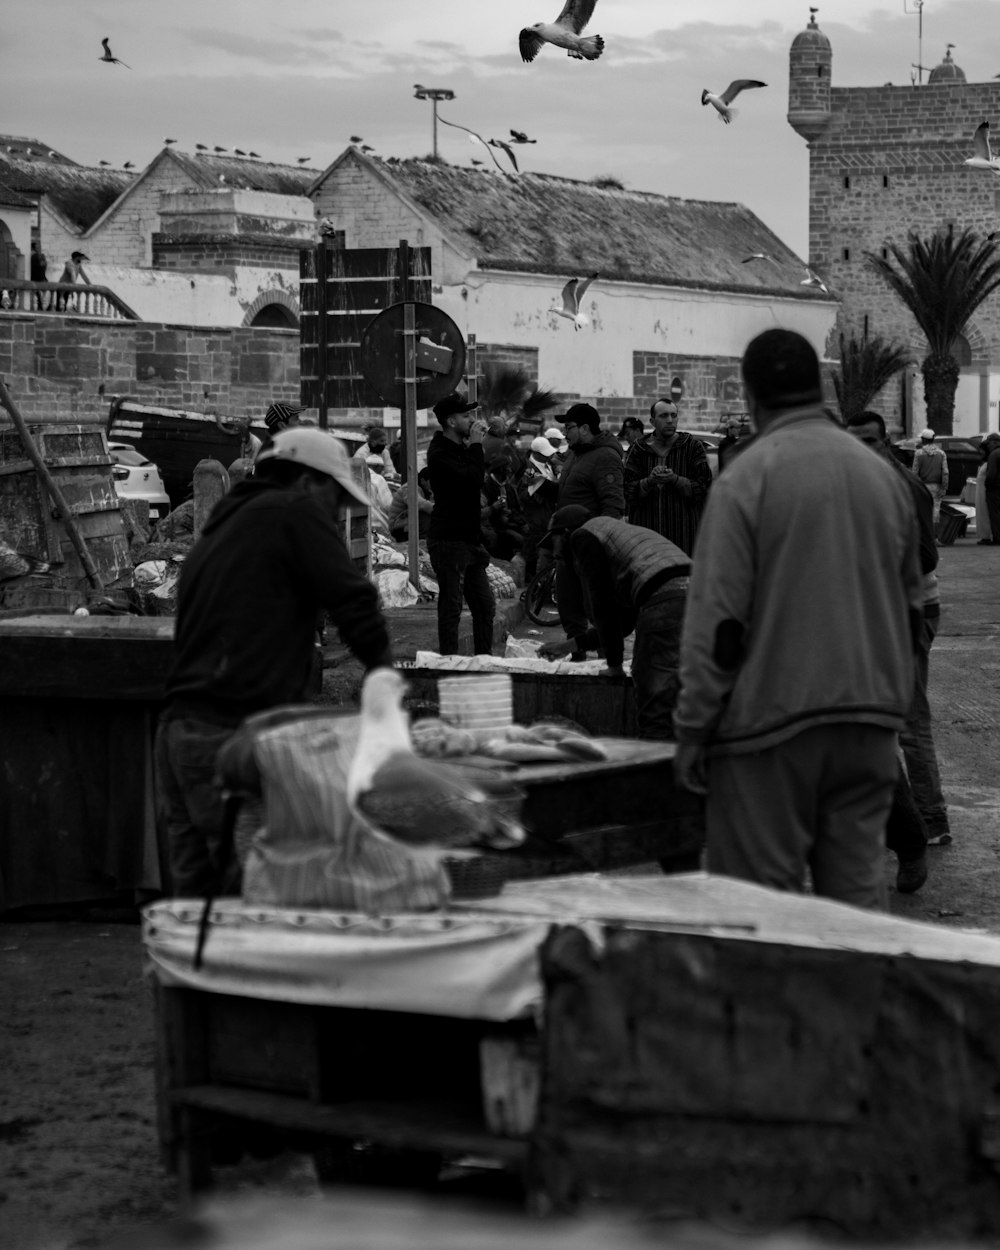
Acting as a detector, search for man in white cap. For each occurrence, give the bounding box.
[517,435,561,579]
[155,427,392,897]
[912,428,949,523]
[544,425,569,466]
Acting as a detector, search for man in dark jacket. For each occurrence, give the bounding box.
[426,392,495,655]
[554,403,625,653]
[538,507,691,740]
[155,427,392,897]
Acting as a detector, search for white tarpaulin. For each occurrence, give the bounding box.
[143,900,554,1020]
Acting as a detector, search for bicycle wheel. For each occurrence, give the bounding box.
[523,565,560,626]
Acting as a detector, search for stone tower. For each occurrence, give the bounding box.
[787,9,832,143]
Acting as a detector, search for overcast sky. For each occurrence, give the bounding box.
[2,0,996,256]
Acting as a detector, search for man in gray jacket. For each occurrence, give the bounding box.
[673,330,923,909]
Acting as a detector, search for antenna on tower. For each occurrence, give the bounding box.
[903,0,925,84]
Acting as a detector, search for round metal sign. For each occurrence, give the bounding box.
[359,302,466,409]
[670,376,684,402]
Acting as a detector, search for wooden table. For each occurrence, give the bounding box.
[0,614,173,910]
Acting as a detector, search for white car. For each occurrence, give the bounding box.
[108,442,171,521]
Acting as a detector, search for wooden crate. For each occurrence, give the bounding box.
[0,423,131,591]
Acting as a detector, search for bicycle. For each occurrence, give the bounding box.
[521,561,560,626]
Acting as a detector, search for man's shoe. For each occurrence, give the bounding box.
[896,854,928,894]
[569,650,588,662]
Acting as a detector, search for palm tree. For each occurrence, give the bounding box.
[866,226,1000,434]
[476,364,559,431]
[832,330,911,423]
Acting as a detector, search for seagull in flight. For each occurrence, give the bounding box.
[509,128,537,144]
[99,37,131,68]
[439,116,518,174]
[964,121,1000,172]
[801,267,829,293]
[550,272,598,329]
[701,79,766,124]
[519,0,604,63]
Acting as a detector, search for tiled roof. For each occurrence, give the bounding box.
[165,150,319,195]
[0,154,133,231]
[371,157,821,297]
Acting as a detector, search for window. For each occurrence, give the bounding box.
[883,174,890,188]
[843,175,851,189]
[817,64,826,77]
[842,247,851,261]
[881,247,889,260]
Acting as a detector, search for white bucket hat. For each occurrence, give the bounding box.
[256,428,369,505]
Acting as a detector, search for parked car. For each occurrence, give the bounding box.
[893,436,982,499]
[108,442,171,521]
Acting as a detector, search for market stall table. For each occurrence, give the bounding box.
[147,875,1000,1235]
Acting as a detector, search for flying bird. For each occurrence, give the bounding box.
[99,37,131,68]
[520,0,604,63]
[438,116,518,174]
[700,79,767,124]
[550,272,598,329]
[346,668,525,857]
[964,121,1000,172]
[509,128,537,144]
[801,267,829,293]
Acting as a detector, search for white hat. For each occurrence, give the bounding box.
[919,428,936,441]
[543,426,564,442]
[256,428,369,504]
[530,435,558,458]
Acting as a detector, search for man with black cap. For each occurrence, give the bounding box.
[155,426,392,897]
[425,391,495,655]
[538,506,691,742]
[673,328,923,910]
[554,402,625,653]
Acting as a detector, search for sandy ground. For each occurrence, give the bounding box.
[3,537,1000,1248]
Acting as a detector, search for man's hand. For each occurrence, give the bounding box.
[539,639,574,661]
[468,419,486,445]
[673,741,708,795]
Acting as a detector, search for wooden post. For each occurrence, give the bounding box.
[0,376,105,591]
[467,333,478,406]
[403,300,421,592]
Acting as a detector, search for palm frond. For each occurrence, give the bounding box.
[477,363,532,419]
[832,332,911,421]
[520,385,560,423]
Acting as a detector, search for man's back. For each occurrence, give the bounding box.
[677,408,922,753]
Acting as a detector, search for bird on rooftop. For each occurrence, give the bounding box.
[742,252,778,265]
[213,145,228,154]
[801,267,829,293]
[471,158,485,166]
[195,143,208,151]
[347,668,526,858]
[123,161,135,170]
[234,148,247,156]
[297,156,312,164]
[964,121,1000,173]
[48,150,58,158]
[360,145,375,154]
[99,37,131,68]
[550,272,598,330]
[163,137,177,145]
[519,0,604,63]
[350,135,363,143]
[98,160,112,167]
[509,128,537,144]
[249,151,261,158]
[701,79,767,124]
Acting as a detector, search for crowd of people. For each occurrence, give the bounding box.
[155,327,965,913]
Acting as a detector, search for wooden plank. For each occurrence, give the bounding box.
[170,1086,529,1164]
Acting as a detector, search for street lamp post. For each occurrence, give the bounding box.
[413,85,455,159]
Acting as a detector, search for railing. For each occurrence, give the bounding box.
[0,280,140,321]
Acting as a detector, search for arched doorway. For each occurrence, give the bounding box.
[249,303,299,328]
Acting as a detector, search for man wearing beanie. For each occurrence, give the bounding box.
[425,392,495,655]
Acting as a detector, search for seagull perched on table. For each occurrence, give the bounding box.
[701,79,766,124]
[346,668,526,857]
[99,37,130,68]
[964,121,1000,172]
[509,128,537,144]
[520,0,604,63]
[550,272,598,329]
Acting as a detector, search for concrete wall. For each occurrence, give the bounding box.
[0,312,300,425]
[157,188,315,238]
